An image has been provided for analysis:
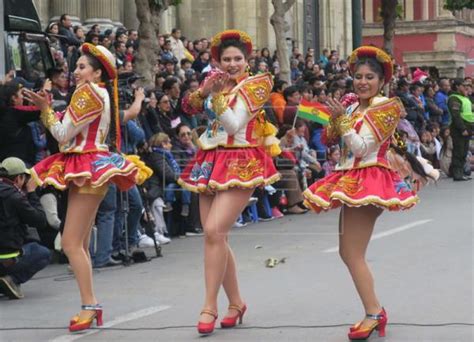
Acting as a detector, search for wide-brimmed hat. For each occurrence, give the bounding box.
[210,30,253,61]
[348,46,393,85]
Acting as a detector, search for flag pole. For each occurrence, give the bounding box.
[292,108,299,128]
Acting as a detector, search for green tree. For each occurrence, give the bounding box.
[444,0,473,11]
[134,0,181,86]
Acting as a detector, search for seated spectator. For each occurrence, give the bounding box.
[419,130,436,164]
[424,84,443,124]
[139,91,163,140]
[0,157,50,299]
[282,85,301,125]
[397,108,421,155]
[47,68,70,112]
[322,145,341,177]
[85,31,99,45]
[439,126,453,176]
[46,22,62,55]
[149,133,191,216]
[191,51,210,74]
[275,126,308,214]
[155,93,181,138]
[269,80,288,125]
[293,120,322,175]
[427,122,442,168]
[172,124,202,235]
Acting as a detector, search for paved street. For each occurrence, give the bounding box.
[0,178,473,342]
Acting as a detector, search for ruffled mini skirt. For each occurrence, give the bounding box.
[178,146,280,193]
[303,166,419,213]
[31,151,142,192]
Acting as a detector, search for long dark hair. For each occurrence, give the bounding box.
[83,53,118,152]
[390,143,435,182]
[0,83,22,110]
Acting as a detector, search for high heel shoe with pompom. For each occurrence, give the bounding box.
[220,304,247,328]
[69,304,103,332]
[348,307,387,340]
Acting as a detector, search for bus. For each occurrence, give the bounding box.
[0,0,54,84]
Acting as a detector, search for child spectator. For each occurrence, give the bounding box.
[150,133,191,216]
[439,127,453,176]
[419,130,436,164]
[322,145,341,176]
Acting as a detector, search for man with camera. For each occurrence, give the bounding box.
[0,157,50,299]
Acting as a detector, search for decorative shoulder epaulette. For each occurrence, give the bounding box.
[238,73,273,114]
[69,82,104,126]
[364,97,404,143]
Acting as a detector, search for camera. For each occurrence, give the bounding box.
[118,72,143,108]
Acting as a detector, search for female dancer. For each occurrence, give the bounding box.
[303,46,426,340]
[24,43,150,332]
[179,30,280,335]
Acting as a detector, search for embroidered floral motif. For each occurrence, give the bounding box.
[92,153,126,172]
[336,175,364,196]
[238,73,273,113]
[190,161,213,181]
[69,83,104,126]
[395,180,412,194]
[226,158,263,181]
[316,183,336,197]
[41,160,65,184]
[364,98,403,142]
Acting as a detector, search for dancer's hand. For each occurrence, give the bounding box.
[326,98,345,119]
[23,89,49,111]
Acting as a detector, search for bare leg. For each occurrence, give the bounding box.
[339,205,383,328]
[221,243,245,317]
[199,188,253,323]
[61,185,104,320]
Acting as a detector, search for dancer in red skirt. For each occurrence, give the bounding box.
[24,43,151,332]
[179,30,280,335]
[303,46,434,340]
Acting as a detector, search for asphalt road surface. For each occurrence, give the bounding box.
[1,177,472,342]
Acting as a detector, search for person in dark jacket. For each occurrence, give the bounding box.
[0,157,50,299]
[141,135,177,243]
[155,93,181,138]
[172,124,202,235]
[0,83,42,166]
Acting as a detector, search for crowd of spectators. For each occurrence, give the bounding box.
[0,14,472,298]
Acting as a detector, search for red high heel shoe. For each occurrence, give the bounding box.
[69,304,103,332]
[348,308,387,340]
[197,309,218,335]
[349,307,387,332]
[220,304,247,328]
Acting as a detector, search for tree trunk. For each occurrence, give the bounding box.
[270,0,296,84]
[135,0,158,87]
[380,0,398,55]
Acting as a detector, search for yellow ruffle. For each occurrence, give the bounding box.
[125,155,153,185]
